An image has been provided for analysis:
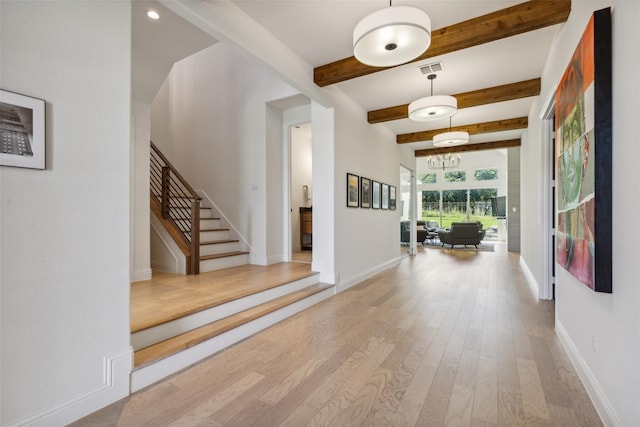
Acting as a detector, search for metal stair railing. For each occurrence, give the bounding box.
[150,141,201,274]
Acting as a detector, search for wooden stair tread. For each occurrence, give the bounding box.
[131,264,318,333]
[200,239,239,245]
[200,251,249,261]
[134,283,333,368]
[201,227,229,232]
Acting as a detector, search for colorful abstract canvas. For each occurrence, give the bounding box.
[555,8,611,292]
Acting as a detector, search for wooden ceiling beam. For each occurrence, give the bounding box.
[397,117,528,144]
[314,1,570,87]
[415,139,521,157]
[368,78,541,123]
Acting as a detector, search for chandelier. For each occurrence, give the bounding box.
[426,153,461,170]
[353,1,431,67]
[408,74,457,122]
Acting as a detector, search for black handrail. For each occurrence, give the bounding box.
[150,141,201,274]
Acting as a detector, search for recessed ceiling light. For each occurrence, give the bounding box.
[147,10,160,20]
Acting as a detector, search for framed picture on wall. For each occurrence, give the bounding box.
[360,177,371,208]
[555,7,612,293]
[381,183,389,210]
[389,185,396,210]
[347,173,359,207]
[372,181,380,209]
[0,89,45,170]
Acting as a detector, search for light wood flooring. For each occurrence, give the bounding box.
[74,244,602,426]
[292,250,312,263]
[131,263,316,333]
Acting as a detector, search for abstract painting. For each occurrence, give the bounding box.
[555,8,611,292]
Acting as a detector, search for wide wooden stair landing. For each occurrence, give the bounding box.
[130,262,334,391]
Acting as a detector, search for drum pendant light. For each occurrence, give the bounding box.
[408,74,457,122]
[353,1,431,67]
[433,117,469,147]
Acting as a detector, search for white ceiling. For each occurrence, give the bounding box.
[230,0,562,150]
[133,1,562,151]
[132,0,217,103]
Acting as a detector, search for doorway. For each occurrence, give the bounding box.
[290,122,312,263]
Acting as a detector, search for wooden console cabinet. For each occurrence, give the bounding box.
[299,207,312,250]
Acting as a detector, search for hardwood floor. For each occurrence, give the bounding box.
[73,244,602,426]
[131,263,316,333]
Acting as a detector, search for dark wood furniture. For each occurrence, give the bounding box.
[299,207,312,250]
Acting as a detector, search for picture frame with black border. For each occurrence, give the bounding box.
[381,183,389,210]
[0,89,45,170]
[360,176,371,208]
[347,172,359,208]
[390,185,396,210]
[372,180,380,209]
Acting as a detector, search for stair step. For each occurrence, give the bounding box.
[200,251,249,261]
[133,283,333,368]
[200,207,213,218]
[200,239,241,256]
[201,239,239,245]
[200,228,230,241]
[200,218,221,229]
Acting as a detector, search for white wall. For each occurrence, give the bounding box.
[131,103,152,281]
[416,149,508,195]
[0,2,131,425]
[522,1,640,424]
[151,44,300,265]
[331,89,412,290]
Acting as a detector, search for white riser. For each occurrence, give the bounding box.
[200,218,221,229]
[131,272,320,350]
[200,208,214,219]
[200,253,249,272]
[200,229,229,241]
[131,285,335,392]
[200,241,241,256]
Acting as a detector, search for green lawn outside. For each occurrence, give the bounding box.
[421,211,498,230]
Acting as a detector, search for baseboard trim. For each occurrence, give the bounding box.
[131,268,152,282]
[6,349,132,427]
[555,321,620,427]
[266,254,285,265]
[337,255,403,293]
[519,256,539,300]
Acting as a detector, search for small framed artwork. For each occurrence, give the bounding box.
[347,173,359,208]
[381,183,389,210]
[0,89,46,170]
[389,185,396,210]
[360,177,371,208]
[372,181,381,209]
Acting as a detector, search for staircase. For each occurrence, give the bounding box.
[130,264,334,391]
[197,205,250,272]
[150,142,249,274]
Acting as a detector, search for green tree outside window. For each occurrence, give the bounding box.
[444,171,466,182]
[474,168,498,181]
[417,173,436,184]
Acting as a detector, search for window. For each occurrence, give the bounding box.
[474,168,498,181]
[444,171,466,182]
[470,188,498,218]
[417,173,436,184]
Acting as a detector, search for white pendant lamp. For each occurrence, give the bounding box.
[408,74,457,122]
[433,131,469,147]
[353,2,431,67]
[433,117,469,147]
